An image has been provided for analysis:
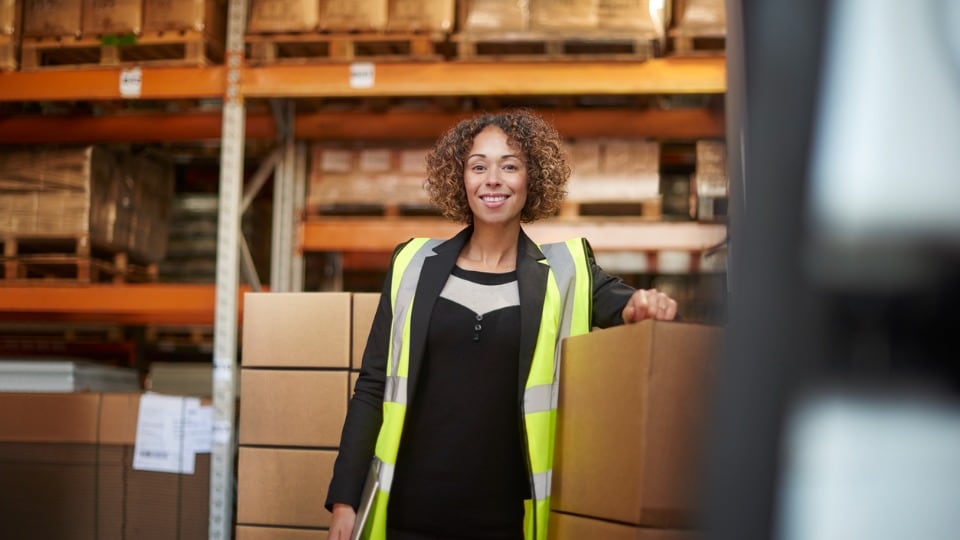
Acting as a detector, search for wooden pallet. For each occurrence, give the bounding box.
[144,325,214,350]
[0,34,15,71]
[453,31,657,61]
[0,235,158,284]
[19,30,223,71]
[670,28,726,56]
[308,202,442,218]
[245,31,447,65]
[559,198,663,220]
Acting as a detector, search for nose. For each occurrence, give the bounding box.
[484,168,502,186]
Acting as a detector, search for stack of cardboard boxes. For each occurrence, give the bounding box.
[236,293,720,539]
[236,291,380,539]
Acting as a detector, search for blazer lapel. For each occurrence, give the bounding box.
[516,229,548,400]
[406,226,472,401]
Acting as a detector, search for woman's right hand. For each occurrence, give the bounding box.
[329,503,357,540]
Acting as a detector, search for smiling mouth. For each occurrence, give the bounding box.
[480,194,508,202]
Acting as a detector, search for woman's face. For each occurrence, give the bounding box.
[463,125,528,227]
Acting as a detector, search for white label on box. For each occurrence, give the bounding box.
[359,149,391,172]
[350,62,375,88]
[133,393,200,474]
[187,405,213,454]
[119,67,142,98]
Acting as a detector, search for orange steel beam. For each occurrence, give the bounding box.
[0,112,275,144]
[0,67,225,102]
[245,58,726,98]
[0,284,254,325]
[300,218,727,253]
[295,108,725,141]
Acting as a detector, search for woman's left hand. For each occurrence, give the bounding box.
[621,288,678,323]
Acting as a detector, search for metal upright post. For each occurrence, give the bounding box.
[270,100,296,292]
[209,0,247,533]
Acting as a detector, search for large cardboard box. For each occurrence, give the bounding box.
[552,321,721,528]
[459,0,528,32]
[239,369,349,447]
[242,292,352,368]
[0,0,18,35]
[386,0,454,32]
[82,0,142,34]
[237,526,329,539]
[0,392,102,442]
[247,0,318,33]
[529,0,598,31]
[143,0,224,33]
[318,0,386,31]
[549,511,699,540]
[352,291,380,369]
[22,0,82,36]
[237,447,337,527]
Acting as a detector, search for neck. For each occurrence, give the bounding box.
[459,222,521,272]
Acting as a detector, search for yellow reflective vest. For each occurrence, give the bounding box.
[359,237,593,540]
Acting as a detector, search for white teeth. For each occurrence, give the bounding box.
[481,195,507,202]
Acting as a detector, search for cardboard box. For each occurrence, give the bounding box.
[0,0,18,35]
[549,511,699,540]
[239,369,349,447]
[23,0,82,36]
[247,0,318,33]
[242,292,352,368]
[552,321,721,528]
[673,0,725,31]
[82,0,142,34]
[352,292,380,369]
[318,0,386,31]
[125,452,210,539]
[598,0,663,33]
[529,0,598,31]
[237,526,329,540]
[143,0,223,33]
[459,0,528,32]
[386,0,454,32]
[237,447,337,527]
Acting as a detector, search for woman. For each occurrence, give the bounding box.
[327,110,678,540]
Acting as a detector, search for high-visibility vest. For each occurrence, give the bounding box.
[360,237,593,540]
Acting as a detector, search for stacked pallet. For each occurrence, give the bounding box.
[670,0,725,55]
[455,0,665,61]
[0,146,173,283]
[245,0,454,65]
[692,139,726,221]
[0,0,19,70]
[308,144,435,216]
[564,138,662,219]
[18,0,224,70]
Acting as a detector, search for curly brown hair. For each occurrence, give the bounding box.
[425,109,570,224]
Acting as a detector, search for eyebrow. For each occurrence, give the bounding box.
[467,153,522,160]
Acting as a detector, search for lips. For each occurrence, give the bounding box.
[480,194,509,202]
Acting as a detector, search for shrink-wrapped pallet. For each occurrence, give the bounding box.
[308,145,431,208]
[673,0,725,32]
[82,0,143,35]
[529,0,598,31]
[567,139,660,202]
[143,0,225,36]
[0,147,129,251]
[126,152,174,263]
[598,0,665,35]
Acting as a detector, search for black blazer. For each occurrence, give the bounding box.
[325,226,636,510]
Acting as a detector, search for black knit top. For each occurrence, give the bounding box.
[387,265,527,540]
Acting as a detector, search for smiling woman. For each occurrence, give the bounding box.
[324,109,678,540]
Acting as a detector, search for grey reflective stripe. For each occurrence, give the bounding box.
[537,242,582,411]
[532,470,552,501]
[377,460,396,494]
[540,242,580,346]
[389,239,443,402]
[524,383,554,414]
[383,376,408,406]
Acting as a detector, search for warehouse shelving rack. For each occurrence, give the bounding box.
[0,1,727,533]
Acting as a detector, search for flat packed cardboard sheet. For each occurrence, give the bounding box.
[237,447,337,527]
